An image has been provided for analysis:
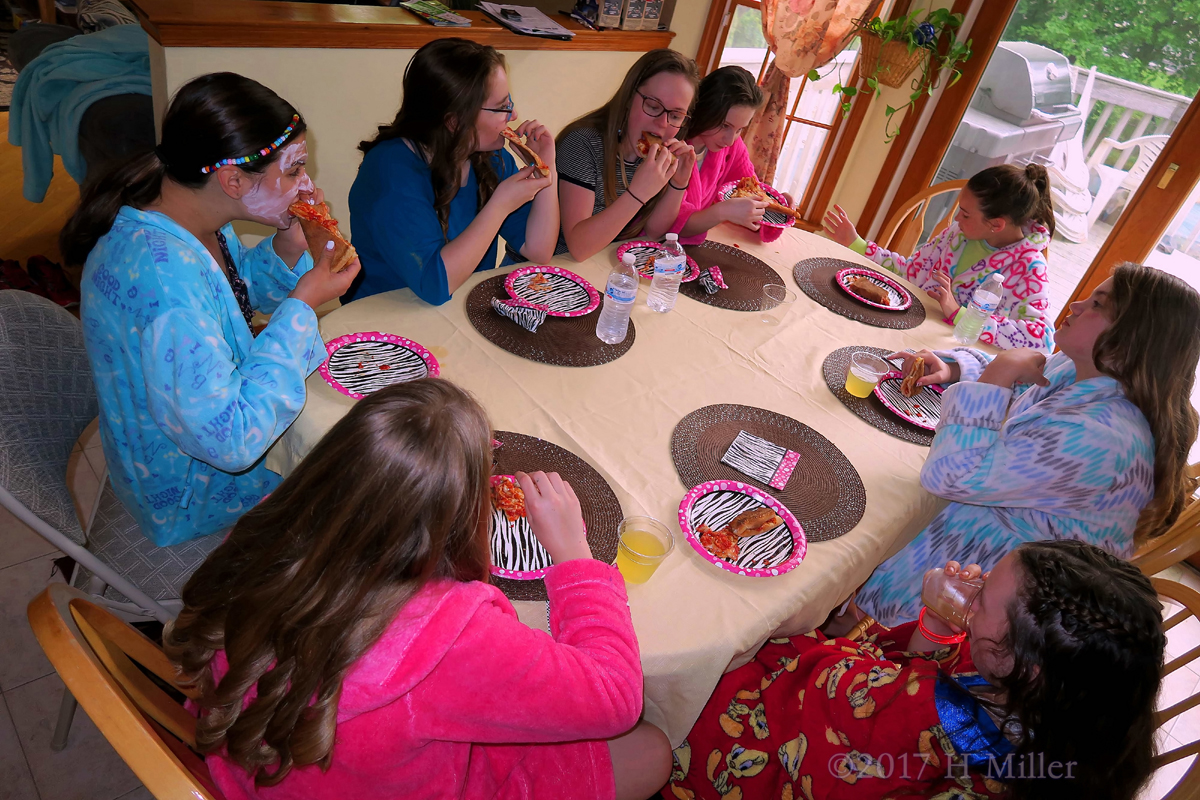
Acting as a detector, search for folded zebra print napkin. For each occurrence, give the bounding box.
[720,430,800,490]
[699,266,728,295]
[492,297,550,332]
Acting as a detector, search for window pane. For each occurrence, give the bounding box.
[926,0,1194,322]
[718,5,769,75]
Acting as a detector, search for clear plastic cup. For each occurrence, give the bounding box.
[614,516,674,584]
[760,284,797,325]
[921,568,984,631]
[844,352,891,398]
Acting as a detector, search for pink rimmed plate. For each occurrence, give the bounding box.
[717,180,797,229]
[320,332,440,400]
[615,240,701,282]
[488,475,586,580]
[872,371,943,431]
[678,479,807,577]
[505,265,601,317]
[834,267,914,311]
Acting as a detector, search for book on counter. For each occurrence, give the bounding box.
[478,3,575,39]
[398,1,471,27]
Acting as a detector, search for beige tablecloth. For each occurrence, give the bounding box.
[267,223,973,746]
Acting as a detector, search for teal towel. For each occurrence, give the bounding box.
[8,25,150,202]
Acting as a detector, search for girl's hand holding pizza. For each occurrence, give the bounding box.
[288,240,360,310]
[492,165,554,214]
[515,119,555,170]
[516,471,592,564]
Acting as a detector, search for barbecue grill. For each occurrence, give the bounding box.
[934,42,1084,184]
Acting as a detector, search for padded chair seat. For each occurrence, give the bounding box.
[85,482,224,601]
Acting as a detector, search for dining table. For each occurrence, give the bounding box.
[265,220,988,747]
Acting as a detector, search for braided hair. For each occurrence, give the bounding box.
[995,540,1164,800]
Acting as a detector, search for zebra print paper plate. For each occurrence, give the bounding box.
[678,480,806,577]
[834,267,913,311]
[505,266,601,317]
[488,475,569,581]
[614,241,701,282]
[717,180,797,229]
[319,332,440,400]
[872,372,943,431]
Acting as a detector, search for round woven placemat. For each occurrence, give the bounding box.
[679,241,784,311]
[670,404,865,543]
[793,257,926,329]
[466,275,635,367]
[822,346,935,447]
[490,431,622,602]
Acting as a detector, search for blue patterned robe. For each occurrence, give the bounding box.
[80,207,325,546]
[857,349,1154,625]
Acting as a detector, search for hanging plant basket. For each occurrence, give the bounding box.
[857,32,929,89]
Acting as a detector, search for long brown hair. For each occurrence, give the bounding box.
[359,38,505,238]
[1094,262,1200,541]
[966,163,1056,238]
[60,72,305,266]
[164,379,493,786]
[558,48,699,239]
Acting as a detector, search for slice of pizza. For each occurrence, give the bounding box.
[698,523,740,562]
[491,476,527,522]
[287,200,357,273]
[900,356,926,398]
[727,175,799,220]
[635,131,677,163]
[501,128,550,177]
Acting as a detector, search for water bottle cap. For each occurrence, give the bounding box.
[621,253,636,266]
[665,233,678,242]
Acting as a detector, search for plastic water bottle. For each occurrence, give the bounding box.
[953,271,1005,345]
[596,253,639,344]
[647,234,687,313]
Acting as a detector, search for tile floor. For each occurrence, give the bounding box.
[0,423,1197,799]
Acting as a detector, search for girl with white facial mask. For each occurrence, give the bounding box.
[61,71,360,547]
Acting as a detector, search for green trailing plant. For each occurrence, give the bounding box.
[808,8,972,142]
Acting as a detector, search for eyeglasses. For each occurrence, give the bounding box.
[482,93,515,121]
[636,90,689,128]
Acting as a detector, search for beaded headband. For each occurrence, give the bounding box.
[199,114,301,174]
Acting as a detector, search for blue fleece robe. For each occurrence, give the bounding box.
[81,207,325,546]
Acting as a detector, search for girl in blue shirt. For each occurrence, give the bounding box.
[345,38,559,305]
[60,72,358,546]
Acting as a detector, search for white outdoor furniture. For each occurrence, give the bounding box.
[1086,134,1170,230]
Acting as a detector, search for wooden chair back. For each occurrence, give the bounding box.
[876,179,969,255]
[27,582,223,800]
[1152,578,1200,800]
[1133,463,1200,576]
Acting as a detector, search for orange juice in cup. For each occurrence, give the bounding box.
[615,516,674,583]
[844,352,891,398]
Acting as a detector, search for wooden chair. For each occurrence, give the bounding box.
[27,582,225,800]
[1152,577,1200,799]
[876,179,968,256]
[1133,463,1200,576]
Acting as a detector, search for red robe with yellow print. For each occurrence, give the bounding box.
[664,622,1007,800]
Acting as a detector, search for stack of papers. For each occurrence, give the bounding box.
[478,3,575,39]
[399,1,471,27]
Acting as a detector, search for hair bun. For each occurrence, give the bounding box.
[1025,162,1049,187]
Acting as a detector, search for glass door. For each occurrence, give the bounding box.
[922,0,1196,321]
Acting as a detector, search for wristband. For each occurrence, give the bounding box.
[942,307,961,326]
[626,188,647,206]
[669,180,690,191]
[918,608,967,645]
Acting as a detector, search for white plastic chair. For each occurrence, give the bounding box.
[1086,134,1170,230]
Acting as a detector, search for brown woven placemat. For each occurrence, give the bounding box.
[679,241,784,311]
[466,275,635,367]
[793,257,926,330]
[822,346,935,447]
[670,404,865,543]
[490,431,622,601]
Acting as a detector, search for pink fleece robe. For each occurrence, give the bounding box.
[204,559,642,800]
[668,136,783,246]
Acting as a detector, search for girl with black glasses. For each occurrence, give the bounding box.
[556,49,699,261]
[346,38,559,304]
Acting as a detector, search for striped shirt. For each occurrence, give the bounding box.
[555,126,642,255]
